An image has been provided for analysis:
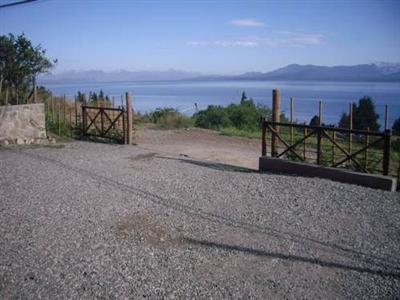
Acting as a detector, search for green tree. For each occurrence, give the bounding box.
[338,112,349,129]
[0,33,55,105]
[354,96,380,131]
[337,98,379,131]
[309,115,320,126]
[240,91,247,104]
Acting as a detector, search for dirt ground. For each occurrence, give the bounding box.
[134,126,261,169]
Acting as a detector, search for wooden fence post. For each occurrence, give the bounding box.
[331,131,336,165]
[317,100,323,165]
[364,128,370,169]
[303,126,307,160]
[349,103,353,155]
[63,94,66,125]
[126,92,133,145]
[261,118,266,156]
[58,101,61,136]
[81,94,87,138]
[319,100,323,126]
[271,89,281,157]
[384,105,388,131]
[382,129,391,176]
[290,97,294,145]
[316,127,322,165]
[74,96,78,129]
[51,95,55,122]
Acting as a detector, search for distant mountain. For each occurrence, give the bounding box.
[39,69,202,84]
[190,63,400,82]
[39,63,400,84]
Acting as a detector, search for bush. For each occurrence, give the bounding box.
[193,92,276,132]
[148,108,193,129]
[193,105,232,129]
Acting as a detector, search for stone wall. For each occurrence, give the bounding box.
[0,103,48,145]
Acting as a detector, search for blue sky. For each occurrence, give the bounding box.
[1,0,399,74]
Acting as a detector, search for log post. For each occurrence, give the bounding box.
[125,92,133,145]
[303,126,307,161]
[63,94,66,125]
[316,127,322,165]
[384,105,388,131]
[331,131,336,166]
[319,100,323,126]
[382,129,391,176]
[261,118,266,156]
[349,102,353,155]
[271,89,281,157]
[290,97,294,145]
[364,128,370,169]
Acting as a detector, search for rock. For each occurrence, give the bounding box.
[0,140,9,146]
[15,138,24,145]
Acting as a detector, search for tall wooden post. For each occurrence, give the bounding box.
[349,103,353,155]
[364,128,370,169]
[261,118,266,156]
[382,129,391,176]
[303,126,307,161]
[317,100,323,164]
[319,100,323,126]
[126,92,133,145]
[290,97,294,145]
[58,101,61,136]
[82,94,87,138]
[332,131,336,165]
[51,95,55,122]
[384,105,389,131]
[74,96,78,129]
[63,94,66,125]
[271,89,281,157]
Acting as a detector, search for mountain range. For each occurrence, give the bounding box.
[39,62,400,84]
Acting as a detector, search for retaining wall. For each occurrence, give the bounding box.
[0,103,47,145]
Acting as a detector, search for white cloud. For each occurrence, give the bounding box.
[187,33,324,48]
[229,18,265,27]
[186,40,210,46]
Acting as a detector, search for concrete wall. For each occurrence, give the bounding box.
[259,156,397,191]
[0,103,47,145]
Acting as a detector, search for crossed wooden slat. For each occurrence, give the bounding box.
[85,108,124,138]
[266,123,383,174]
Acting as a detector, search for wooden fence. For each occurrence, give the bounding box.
[43,92,133,144]
[261,89,400,185]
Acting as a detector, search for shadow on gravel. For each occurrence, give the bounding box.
[10,149,400,277]
[158,156,258,173]
[184,237,400,279]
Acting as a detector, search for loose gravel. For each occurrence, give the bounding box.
[0,141,399,299]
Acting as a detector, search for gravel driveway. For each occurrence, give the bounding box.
[0,141,399,299]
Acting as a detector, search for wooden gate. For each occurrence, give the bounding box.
[81,105,126,143]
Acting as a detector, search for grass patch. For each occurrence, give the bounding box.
[219,127,261,139]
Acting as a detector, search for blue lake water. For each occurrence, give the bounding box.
[43,80,400,129]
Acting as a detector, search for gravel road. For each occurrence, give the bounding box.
[0,141,399,299]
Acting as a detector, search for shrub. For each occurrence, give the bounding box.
[193,95,276,132]
[148,107,193,129]
[193,105,232,129]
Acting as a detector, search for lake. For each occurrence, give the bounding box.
[43,80,400,128]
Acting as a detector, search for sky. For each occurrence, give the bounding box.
[1,0,400,74]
